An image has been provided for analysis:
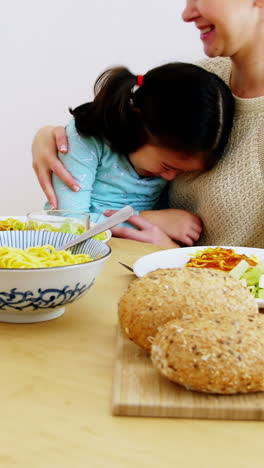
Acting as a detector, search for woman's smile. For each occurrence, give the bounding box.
[199,25,215,41]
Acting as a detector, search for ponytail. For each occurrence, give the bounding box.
[70,67,145,154]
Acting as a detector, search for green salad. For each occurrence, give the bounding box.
[229,259,264,299]
[0,217,108,240]
[28,220,108,240]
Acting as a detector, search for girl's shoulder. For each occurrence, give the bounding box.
[195,57,232,86]
[65,119,104,157]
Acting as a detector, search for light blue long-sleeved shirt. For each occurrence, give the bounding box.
[51,120,167,224]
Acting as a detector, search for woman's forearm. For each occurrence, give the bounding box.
[32,125,78,209]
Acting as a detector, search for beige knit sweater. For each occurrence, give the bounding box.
[169,57,264,248]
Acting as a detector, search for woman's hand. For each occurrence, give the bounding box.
[32,126,79,209]
[104,211,180,248]
[140,209,202,246]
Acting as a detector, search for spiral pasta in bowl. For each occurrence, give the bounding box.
[0,230,111,323]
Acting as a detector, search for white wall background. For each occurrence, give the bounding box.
[0,0,204,215]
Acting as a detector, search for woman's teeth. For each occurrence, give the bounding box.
[201,26,214,35]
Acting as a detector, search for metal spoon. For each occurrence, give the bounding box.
[57,205,134,251]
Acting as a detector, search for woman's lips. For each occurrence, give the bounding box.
[200,25,215,40]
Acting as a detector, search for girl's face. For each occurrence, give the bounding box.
[182,0,258,58]
[129,144,206,181]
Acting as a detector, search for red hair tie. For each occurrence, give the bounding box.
[137,75,144,87]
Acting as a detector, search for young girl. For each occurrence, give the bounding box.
[45,62,235,246]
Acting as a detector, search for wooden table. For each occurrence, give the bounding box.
[0,238,262,467]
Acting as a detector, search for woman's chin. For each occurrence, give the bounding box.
[203,46,223,58]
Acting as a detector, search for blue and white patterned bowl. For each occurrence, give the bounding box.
[0,230,111,323]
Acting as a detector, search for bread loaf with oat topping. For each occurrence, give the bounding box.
[118,267,258,352]
[151,314,264,394]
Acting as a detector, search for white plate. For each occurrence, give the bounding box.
[133,245,264,309]
[0,216,112,243]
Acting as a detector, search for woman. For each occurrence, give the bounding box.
[32,0,264,248]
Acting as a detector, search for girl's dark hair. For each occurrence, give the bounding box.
[70,62,235,170]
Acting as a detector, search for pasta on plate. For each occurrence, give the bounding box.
[0,218,27,231]
[186,247,258,272]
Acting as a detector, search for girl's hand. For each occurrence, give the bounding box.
[104,211,180,248]
[32,126,79,209]
[139,209,202,246]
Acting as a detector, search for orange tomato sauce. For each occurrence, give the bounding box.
[186,247,258,272]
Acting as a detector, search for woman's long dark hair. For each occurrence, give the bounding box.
[70,62,235,170]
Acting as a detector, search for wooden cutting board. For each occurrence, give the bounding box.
[112,327,264,420]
